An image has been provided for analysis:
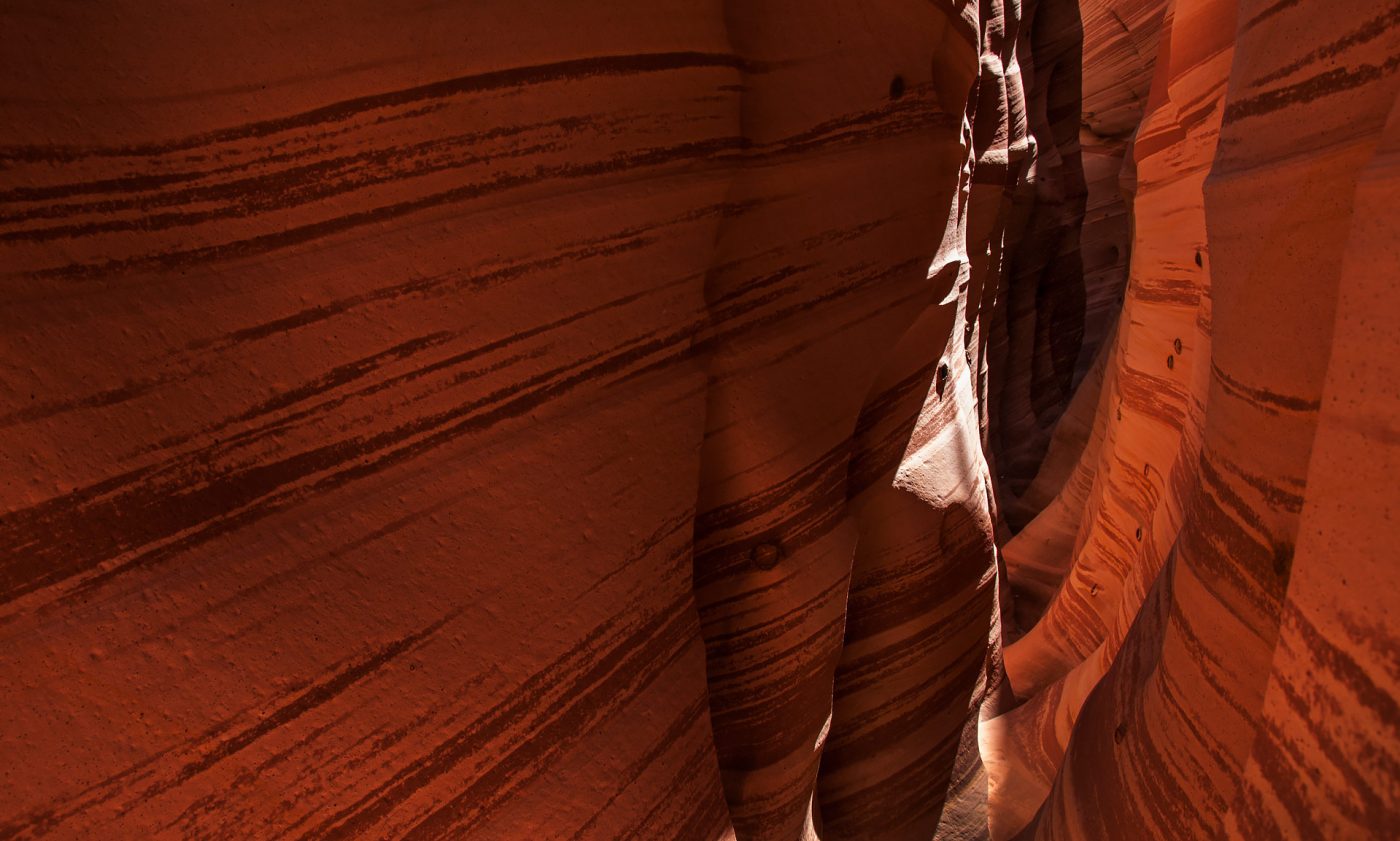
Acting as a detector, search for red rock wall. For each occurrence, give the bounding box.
[1224,67,1400,839]
[0,2,1018,839]
[993,0,1166,529]
[987,0,1234,833]
[990,1,1400,839]
[0,4,743,838]
[988,0,1091,503]
[2,1,1398,840]
[1076,0,1167,384]
[690,3,992,838]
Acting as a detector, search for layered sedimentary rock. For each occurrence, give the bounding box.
[0,1,1018,838]
[0,4,744,838]
[993,0,1166,528]
[1223,76,1400,840]
[988,0,1234,832]
[1075,0,1166,381]
[987,0,1090,503]
[991,1,1400,839]
[2,1,1399,840]
[691,3,996,838]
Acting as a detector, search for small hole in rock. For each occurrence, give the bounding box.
[1194,251,1203,267]
[1114,722,1128,744]
[751,542,783,570]
[889,75,906,100]
[1174,338,1183,354]
[936,363,950,398]
[1167,355,1175,370]
[1135,527,1143,542]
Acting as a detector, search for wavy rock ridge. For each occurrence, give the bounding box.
[0,2,1396,840]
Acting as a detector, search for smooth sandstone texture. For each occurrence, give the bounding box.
[992,1,1400,839]
[1223,72,1400,841]
[691,3,991,838]
[988,0,1233,834]
[988,0,1091,504]
[0,2,1009,839]
[2,1,1399,840]
[1,4,743,839]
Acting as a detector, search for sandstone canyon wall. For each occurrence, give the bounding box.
[994,0,1400,838]
[0,2,1396,841]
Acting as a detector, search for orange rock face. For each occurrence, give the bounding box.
[1,2,1397,840]
[990,1,1400,839]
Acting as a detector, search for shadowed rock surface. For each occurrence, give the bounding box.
[0,2,1396,839]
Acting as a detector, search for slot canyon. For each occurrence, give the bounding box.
[1,0,1397,838]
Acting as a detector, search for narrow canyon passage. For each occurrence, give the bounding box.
[0,2,1396,840]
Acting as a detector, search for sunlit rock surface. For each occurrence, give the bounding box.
[0,1,1396,839]
[991,1,1400,839]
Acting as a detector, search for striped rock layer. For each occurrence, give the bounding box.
[994,0,1168,534]
[0,1,1044,839]
[991,1,1400,840]
[2,2,1399,841]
